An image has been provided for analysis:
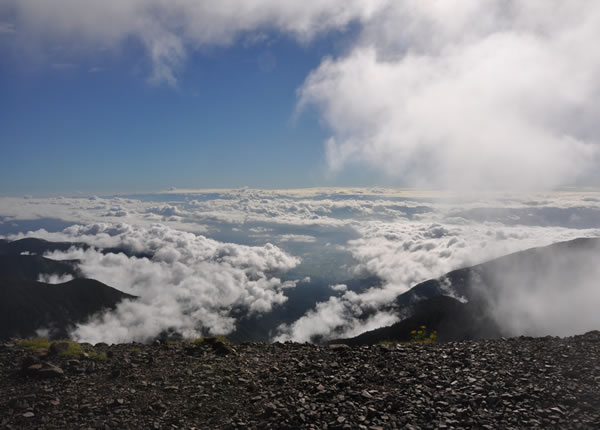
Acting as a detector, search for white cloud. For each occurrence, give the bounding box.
[330,283,347,292]
[277,234,317,243]
[2,190,600,342]
[299,1,600,190]
[7,0,386,85]
[275,294,398,343]
[272,191,600,342]
[4,2,600,188]
[37,223,299,344]
[37,273,74,284]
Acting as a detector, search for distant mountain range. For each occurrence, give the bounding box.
[1,236,598,343]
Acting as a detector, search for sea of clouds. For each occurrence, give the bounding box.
[1,188,600,343]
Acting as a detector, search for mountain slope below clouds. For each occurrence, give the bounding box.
[339,237,600,344]
[0,278,136,339]
[334,296,502,345]
[0,255,81,281]
[392,237,600,307]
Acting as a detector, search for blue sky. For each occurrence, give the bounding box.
[1,2,599,195]
[1,30,353,195]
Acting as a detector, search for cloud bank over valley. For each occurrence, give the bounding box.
[2,188,600,343]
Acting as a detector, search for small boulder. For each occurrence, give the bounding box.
[212,341,235,356]
[21,355,40,372]
[48,342,70,356]
[328,344,350,351]
[26,364,42,374]
[37,363,64,378]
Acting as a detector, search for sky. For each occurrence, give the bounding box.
[0,2,356,194]
[2,1,600,195]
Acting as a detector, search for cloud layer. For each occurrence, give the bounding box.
[40,223,299,344]
[2,189,600,343]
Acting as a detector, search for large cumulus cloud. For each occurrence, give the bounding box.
[298,1,600,190]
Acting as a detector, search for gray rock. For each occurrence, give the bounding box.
[328,344,350,351]
[48,341,70,356]
[37,363,64,378]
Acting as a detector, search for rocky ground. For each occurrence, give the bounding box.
[1,333,599,429]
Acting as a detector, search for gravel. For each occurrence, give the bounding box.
[1,332,599,429]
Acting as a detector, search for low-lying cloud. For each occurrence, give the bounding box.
[274,213,600,342]
[476,239,600,337]
[40,223,299,344]
[3,190,600,343]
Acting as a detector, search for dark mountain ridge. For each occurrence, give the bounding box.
[391,236,600,308]
[0,237,152,259]
[0,237,83,256]
[1,236,598,344]
[0,278,136,339]
[0,255,81,281]
[336,237,600,345]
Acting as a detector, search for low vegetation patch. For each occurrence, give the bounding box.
[191,336,230,345]
[16,338,106,360]
[16,338,52,351]
[88,352,108,361]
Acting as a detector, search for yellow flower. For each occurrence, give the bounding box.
[420,325,426,329]
[410,330,416,334]
[417,330,423,334]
